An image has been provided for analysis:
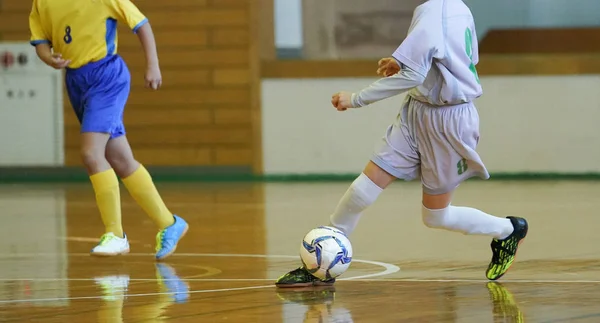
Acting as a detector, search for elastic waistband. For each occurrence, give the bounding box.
[408,95,472,108]
[66,55,119,75]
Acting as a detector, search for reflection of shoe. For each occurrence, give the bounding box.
[275,267,335,288]
[156,263,190,303]
[91,233,130,256]
[155,215,189,260]
[278,286,355,323]
[94,275,130,301]
[276,285,336,305]
[486,217,528,280]
[486,282,524,322]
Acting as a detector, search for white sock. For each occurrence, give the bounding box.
[329,173,383,236]
[421,205,514,239]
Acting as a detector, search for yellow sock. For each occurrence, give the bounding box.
[90,169,123,238]
[122,165,174,230]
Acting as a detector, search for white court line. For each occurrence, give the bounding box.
[0,253,400,304]
[0,285,274,304]
[354,278,600,284]
[0,253,400,281]
[4,278,600,284]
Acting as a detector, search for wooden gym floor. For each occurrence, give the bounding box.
[0,180,599,322]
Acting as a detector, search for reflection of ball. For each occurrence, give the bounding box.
[299,226,353,280]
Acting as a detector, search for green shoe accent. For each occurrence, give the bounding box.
[155,230,165,253]
[98,233,119,246]
[486,217,528,280]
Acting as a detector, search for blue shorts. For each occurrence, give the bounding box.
[65,55,130,139]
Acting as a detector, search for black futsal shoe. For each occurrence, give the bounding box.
[275,267,336,288]
[486,216,528,280]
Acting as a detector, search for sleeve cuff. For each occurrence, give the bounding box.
[30,39,50,46]
[132,18,149,34]
[351,93,363,108]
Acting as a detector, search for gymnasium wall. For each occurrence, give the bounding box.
[261,74,600,176]
[260,18,600,178]
[0,0,260,170]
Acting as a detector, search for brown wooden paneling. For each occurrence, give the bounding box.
[214,147,253,165]
[129,69,211,88]
[210,28,250,46]
[0,1,33,11]
[120,49,249,68]
[65,126,252,148]
[480,28,600,55]
[0,31,29,41]
[261,60,379,78]
[213,69,250,85]
[65,147,213,166]
[0,0,257,171]
[118,29,209,48]
[129,0,209,9]
[209,0,250,7]
[63,105,220,127]
[126,89,250,105]
[123,109,213,127]
[138,10,248,28]
[249,0,264,173]
[214,108,252,125]
[0,13,28,32]
[261,54,600,78]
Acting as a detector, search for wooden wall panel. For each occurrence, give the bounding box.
[480,28,600,55]
[0,0,259,169]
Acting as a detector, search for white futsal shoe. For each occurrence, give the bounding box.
[91,233,130,256]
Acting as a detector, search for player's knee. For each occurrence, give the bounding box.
[80,148,105,169]
[106,152,138,178]
[421,205,450,229]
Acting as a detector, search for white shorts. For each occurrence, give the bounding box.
[370,96,490,194]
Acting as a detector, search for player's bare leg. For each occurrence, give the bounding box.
[275,161,394,288]
[82,132,130,256]
[421,190,528,280]
[106,136,188,261]
[105,135,139,178]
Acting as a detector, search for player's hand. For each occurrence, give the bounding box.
[331,91,353,111]
[377,57,400,77]
[48,53,70,69]
[145,65,162,90]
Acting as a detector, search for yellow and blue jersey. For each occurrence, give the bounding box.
[29,0,148,69]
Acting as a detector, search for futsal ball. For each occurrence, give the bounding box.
[300,226,353,280]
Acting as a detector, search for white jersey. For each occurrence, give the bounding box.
[392,0,483,106]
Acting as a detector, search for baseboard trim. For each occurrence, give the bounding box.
[1,167,600,183]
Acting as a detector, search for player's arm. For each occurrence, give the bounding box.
[106,0,161,89]
[136,23,162,89]
[331,66,424,111]
[29,1,70,69]
[33,44,71,69]
[351,65,425,108]
[331,7,440,111]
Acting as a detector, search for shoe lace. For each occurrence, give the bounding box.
[491,239,517,264]
[99,234,115,246]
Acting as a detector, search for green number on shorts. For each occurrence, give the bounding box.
[465,28,480,84]
[457,158,468,175]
